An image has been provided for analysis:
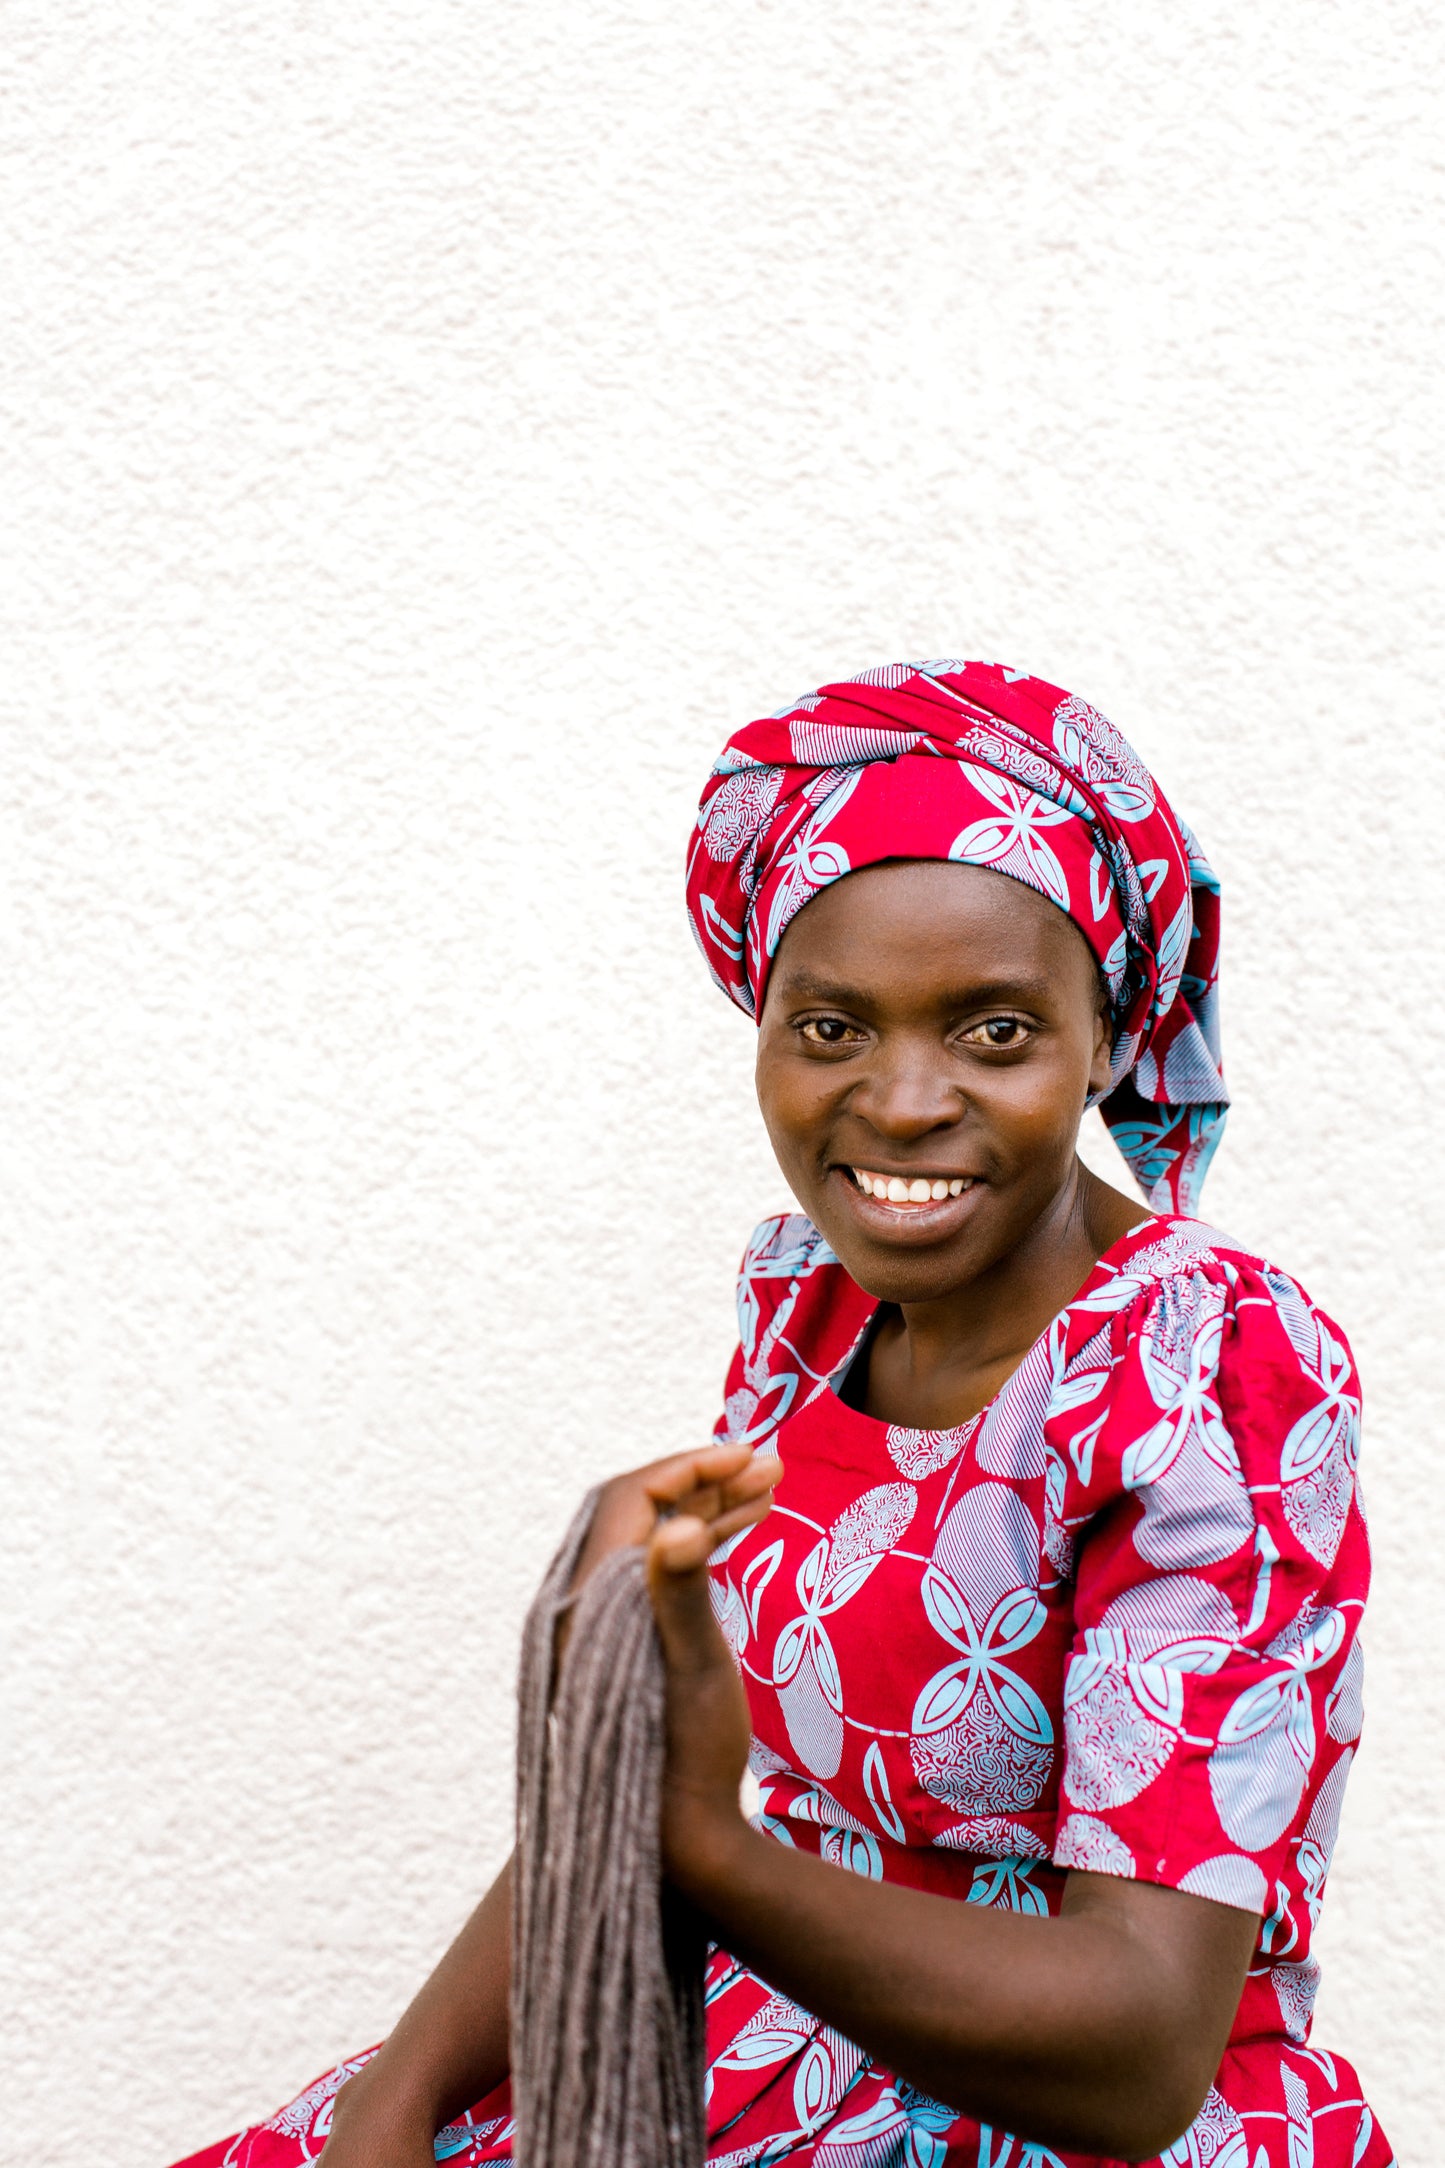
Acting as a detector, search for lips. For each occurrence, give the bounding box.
[829,1164,984,1238]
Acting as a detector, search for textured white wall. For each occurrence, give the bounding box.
[3,2,1442,2162]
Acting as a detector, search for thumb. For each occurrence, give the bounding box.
[647,1516,730,1678]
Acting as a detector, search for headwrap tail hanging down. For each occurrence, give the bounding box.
[685,660,1227,1216]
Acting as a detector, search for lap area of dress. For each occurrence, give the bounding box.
[168,1950,1393,2168]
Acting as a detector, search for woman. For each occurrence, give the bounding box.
[177,660,1387,2168]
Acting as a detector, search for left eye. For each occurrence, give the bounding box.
[964,1017,1030,1048]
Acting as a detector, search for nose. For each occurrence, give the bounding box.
[850,1037,962,1142]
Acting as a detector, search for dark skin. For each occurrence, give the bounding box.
[321,861,1258,2167]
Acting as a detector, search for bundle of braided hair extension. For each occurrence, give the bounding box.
[510,1491,709,2168]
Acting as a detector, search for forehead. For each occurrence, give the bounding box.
[767,859,1095,1000]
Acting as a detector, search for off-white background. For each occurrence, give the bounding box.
[3,3,1442,2162]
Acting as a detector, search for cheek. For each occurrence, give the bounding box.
[756,1063,851,1182]
[755,1050,815,1145]
[975,1047,1094,1145]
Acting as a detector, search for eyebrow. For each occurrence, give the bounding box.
[775,969,1058,1007]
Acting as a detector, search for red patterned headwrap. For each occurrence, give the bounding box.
[685,659,1226,1215]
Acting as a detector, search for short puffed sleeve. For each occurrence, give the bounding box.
[1043,1244,1368,1916]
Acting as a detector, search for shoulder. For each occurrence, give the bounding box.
[732,1211,848,1359]
[736,1210,839,1286]
[721,1213,872,1443]
[1052,1215,1364,1580]
[1070,1214,1357,1388]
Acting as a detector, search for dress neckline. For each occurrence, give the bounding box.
[825,1212,1160,1436]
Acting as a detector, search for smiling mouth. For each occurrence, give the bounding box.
[848,1168,977,1207]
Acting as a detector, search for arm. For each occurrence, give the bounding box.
[319,1860,513,2165]
[320,1447,781,2165]
[648,1514,1259,2165]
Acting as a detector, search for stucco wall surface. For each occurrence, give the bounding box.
[3,2,1442,2162]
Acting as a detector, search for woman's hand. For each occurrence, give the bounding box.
[559,1442,780,1660]
[642,1447,780,1887]
[569,1441,781,1881]
[570,1442,780,1586]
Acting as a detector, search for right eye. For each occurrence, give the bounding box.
[799,1016,864,1048]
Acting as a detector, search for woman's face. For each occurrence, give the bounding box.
[755,859,1116,1308]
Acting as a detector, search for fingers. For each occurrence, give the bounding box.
[648,1467,778,1580]
[645,1448,782,1531]
[569,1449,781,1619]
[643,1442,768,1510]
[647,1516,732,1676]
[651,1513,714,1576]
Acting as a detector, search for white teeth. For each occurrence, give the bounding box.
[851,1169,973,1205]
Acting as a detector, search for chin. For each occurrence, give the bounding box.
[814,1218,1001,1307]
[866,1252,991,1306]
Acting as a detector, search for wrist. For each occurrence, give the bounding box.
[663,1788,765,1910]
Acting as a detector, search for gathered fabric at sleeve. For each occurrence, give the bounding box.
[1042,1237,1368,1922]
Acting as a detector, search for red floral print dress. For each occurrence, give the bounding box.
[176,1213,1390,2168]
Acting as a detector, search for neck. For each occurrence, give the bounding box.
[865,1164,1145,1430]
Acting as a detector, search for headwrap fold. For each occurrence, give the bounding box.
[685,659,1226,1215]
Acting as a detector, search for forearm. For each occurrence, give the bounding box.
[672,1818,1238,2161]
[331,1855,513,2143]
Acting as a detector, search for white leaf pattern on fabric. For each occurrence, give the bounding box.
[933,1815,1051,1859]
[949,764,1076,912]
[810,2094,913,2167]
[1209,1609,1345,1851]
[1125,1276,1254,1570]
[775,1485,917,1778]
[1282,2060,1316,2168]
[911,1486,1054,1811]
[1064,1575,1238,1809]
[710,1571,748,1656]
[1298,1749,1353,1926]
[791,2030,866,2140]
[887,1421,976,1479]
[1053,1813,1135,1875]
[761,769,863,961]
[1042,1445,1074,1576]
[776,1641,845,1780]
[1325,1640,1364,1744]
[1158,2086,1250,2166]
[1179,1854,1269,1911]
[967,1857,1049,1914]
[1274,1957,1323,2045]
[782,1776,877,1837]
[975,1329,1060,1482]
[1051,694,1159,824]
[1274,1293,1361,1567]
[820,1826,884,1879]
[710,1990,819,2073]
[863,1739,907,1842]
[701,764,786,861]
